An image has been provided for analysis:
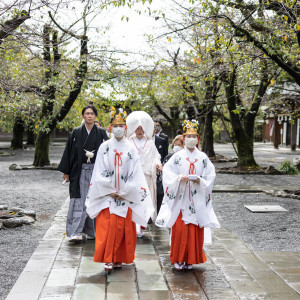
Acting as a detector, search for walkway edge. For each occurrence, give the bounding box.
[213,185,299,193]
[5,197,69,300]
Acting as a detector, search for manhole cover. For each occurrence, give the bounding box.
[244,205,288,212]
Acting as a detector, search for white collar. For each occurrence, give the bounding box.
[85,124,92,135]
[184,146,196,156]
[134,136,146,146]
[111,136,125,146]
[132,136,148,151]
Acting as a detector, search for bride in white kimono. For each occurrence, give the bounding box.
[156,120,220,270]
[126,111,162,225]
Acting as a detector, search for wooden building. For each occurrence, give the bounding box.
[263,96,300,150]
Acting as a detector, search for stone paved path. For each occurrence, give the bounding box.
[6,196,300,300]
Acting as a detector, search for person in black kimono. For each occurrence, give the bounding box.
[154,123,169,215]
[155,120,169,155]
[155,134,168,163]
[58,104,108,242]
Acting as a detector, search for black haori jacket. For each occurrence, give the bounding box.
[58,124,108,198]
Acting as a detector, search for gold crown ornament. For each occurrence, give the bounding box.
[182,119,199,135]
[110,107,127,125]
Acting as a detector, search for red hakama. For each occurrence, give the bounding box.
[170,212,207,265]
[94,208,136,264]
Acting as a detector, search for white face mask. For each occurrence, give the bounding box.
[155,125,162,133]
[112,127,125,138]
[173,145,182,153]
[185,137,198,148]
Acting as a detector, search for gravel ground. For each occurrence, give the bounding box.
[214,142,300,168]
[213,144,300,252]
[215,173,300,186]
[0,144,68,300]
[213,193,300,252]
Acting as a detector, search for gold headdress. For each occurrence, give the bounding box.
[182,119,199,135]
[110,107,127,125]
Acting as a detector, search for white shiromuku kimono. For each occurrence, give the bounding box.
[85,137,154,228]
[129,135,161,220]
[155,147,220,243]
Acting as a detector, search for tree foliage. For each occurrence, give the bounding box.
[0,0,298,167]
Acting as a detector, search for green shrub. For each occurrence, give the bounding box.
[277,160,299,175]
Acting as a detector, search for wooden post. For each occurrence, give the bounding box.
[273,116,280,149]
[290,118,297,151]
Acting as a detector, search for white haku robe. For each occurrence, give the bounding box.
[128,135,161,221]
[155,147,220,244]
[85,137,154,228]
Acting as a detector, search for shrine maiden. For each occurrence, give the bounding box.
[156,120,220,270]
[85,108,154,272]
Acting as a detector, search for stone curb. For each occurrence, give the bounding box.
[9,163,59,171]
[216,170,283,175]
[213,185,300,193]
[5,197,69,300]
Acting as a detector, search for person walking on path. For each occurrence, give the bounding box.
[154,120,169,216]
[154,134,167,163]
[58,104,108,242]
[156,135,184,214]
[156,120,220,271]
[154,132,167,216]
[163,135,184,165]
[85,108,154,272]
[126,111,162,231]
[155,120,169,159]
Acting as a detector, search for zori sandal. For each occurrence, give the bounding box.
[104,263,113,272]
[185,264,193,270]
[114,262,122,269]
[174,262,185,271]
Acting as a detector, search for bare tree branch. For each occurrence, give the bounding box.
[0,10,30,44]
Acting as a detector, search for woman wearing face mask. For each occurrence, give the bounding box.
[86,108,154,272]
[163,135,184,165]
[126,111,162,236]
[155,120,220,271]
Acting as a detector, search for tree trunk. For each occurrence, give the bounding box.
[235,132,256,167]
[26,128,35,146]
[222,68,258,167]
[33,32,87,166]
[170,106,181,138]
[202,79,218,157]
[26,119,35,145]
[186,105,196,120]
[11,117,24,149]
[33,132,51,166]
[33,25,55,166]
[202,104,215,157]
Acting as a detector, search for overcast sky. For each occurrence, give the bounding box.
[47,0,184,63]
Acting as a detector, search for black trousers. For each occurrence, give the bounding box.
[156,174,164,214]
